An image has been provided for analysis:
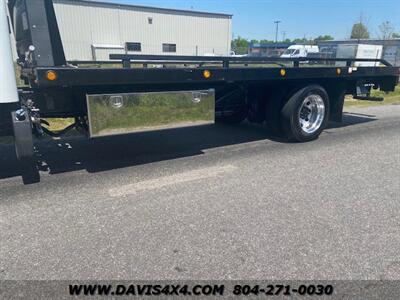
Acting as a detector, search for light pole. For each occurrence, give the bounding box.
[274,21,281,43]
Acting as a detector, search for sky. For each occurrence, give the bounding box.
[97,0,400,41]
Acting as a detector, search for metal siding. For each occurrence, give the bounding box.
[53,2,232,61]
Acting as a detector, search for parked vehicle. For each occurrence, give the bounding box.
[281,45,319,58]
[307,47,337,65]
[336,44,383,67]
[1,0,399,183]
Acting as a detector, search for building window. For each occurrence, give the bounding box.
[163,43,176,53]
[148,17,153,25]
[126,42,142,52]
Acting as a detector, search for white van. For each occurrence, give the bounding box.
[281,45,319,58]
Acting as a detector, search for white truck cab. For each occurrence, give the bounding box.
[281,45,319,58]
[0,0,19,104]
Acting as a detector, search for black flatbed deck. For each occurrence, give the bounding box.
[35,65,399,88]
[34,55,399,89]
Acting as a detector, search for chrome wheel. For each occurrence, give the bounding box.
[298,94,325,134]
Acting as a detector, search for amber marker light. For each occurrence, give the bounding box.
[336,68,342,75]
[280,69,286,77]
[203,70,211,79]
[46,70,57,81]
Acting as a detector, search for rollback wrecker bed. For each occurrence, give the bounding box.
[1,0,399,183]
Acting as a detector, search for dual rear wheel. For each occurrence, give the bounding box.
[217,84,330,143]
[280,85,330,142]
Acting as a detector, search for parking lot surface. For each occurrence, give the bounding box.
[0,105,399,280]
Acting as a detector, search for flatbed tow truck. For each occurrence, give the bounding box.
[1,0,399,183]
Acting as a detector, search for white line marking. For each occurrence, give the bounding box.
[109,165,237,197]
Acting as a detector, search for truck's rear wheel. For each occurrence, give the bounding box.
[281,85,329,142]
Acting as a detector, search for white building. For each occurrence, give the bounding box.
[52,0,232,61]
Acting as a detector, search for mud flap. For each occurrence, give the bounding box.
[11,109,40,184]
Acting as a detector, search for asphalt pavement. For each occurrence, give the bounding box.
[0,105,399,280]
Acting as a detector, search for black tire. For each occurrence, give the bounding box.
[215,109,247,124]
[281,85,330,142]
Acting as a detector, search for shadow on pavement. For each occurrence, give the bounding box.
[0,112,377,181]
[327,111,377,129]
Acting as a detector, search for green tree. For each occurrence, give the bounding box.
[393,32,400,38]
[259,39,275,44]
[351,22,370,39]
[231,36,249,55]
[379,21,394,40]
[292,37,313,44]
[314,35,334,42]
